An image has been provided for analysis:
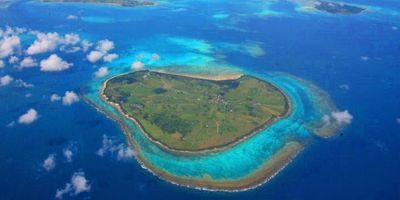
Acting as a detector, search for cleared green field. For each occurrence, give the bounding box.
[104,70,288,151]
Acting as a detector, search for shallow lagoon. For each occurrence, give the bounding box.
[0,0,399,199]
[86,60,339,190]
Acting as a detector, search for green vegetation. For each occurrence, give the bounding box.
[104,71,288,151]
[314,1,365,14]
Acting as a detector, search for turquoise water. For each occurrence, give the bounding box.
[1,0,399,199]
[86,62,336,185]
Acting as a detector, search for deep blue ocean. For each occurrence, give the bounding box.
[0,0,399,199]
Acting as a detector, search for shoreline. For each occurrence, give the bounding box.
[84,95,303,191]
[285,73,341,138]
[153,69,244,81]
[137,141,303,192]
[100,70,293,155]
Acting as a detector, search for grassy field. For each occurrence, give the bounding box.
[104,70,288,151]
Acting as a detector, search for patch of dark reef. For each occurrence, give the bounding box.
[46,136,69,146]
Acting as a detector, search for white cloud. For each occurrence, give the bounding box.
[55,172,90,199]
[27,32,60,55]
[0,36,20,58]
[50,94,61,102]
[86,50,104,63]
[18,108,38,124]
[117,146,135,160]
[20,57,37,68]
[2,27,26,36]
[63,148,73,162]
[322,114,331,125]
[81,40,92,52]
[71,172,90,194]
[8,56,18,64]
[96,39,114,53]
[67,15,78,20]
[96,135,114,157]
[59,33,81,54]
[60,46,81,54]
[96,135,135,160]
[94,67,109,78]
[0,75,13,86]
[392,26,398,31]
[27,32,82,55]
[331,110,353,125]
[43,154,56,171]
[40,54,72,72]
[131,61,144,71]
[150,53,160,61]
[16,27,27,34]
[62,91,79,106]
[15,79,34,88]
[103,53,118,62]
[62,33,80,45]
[0,60,4,68]
[55,183,72,199]
[323,110,353,127]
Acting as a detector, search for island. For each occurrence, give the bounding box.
[314,0,365,14]
[102,70,290,152]
[42,0,156,7]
